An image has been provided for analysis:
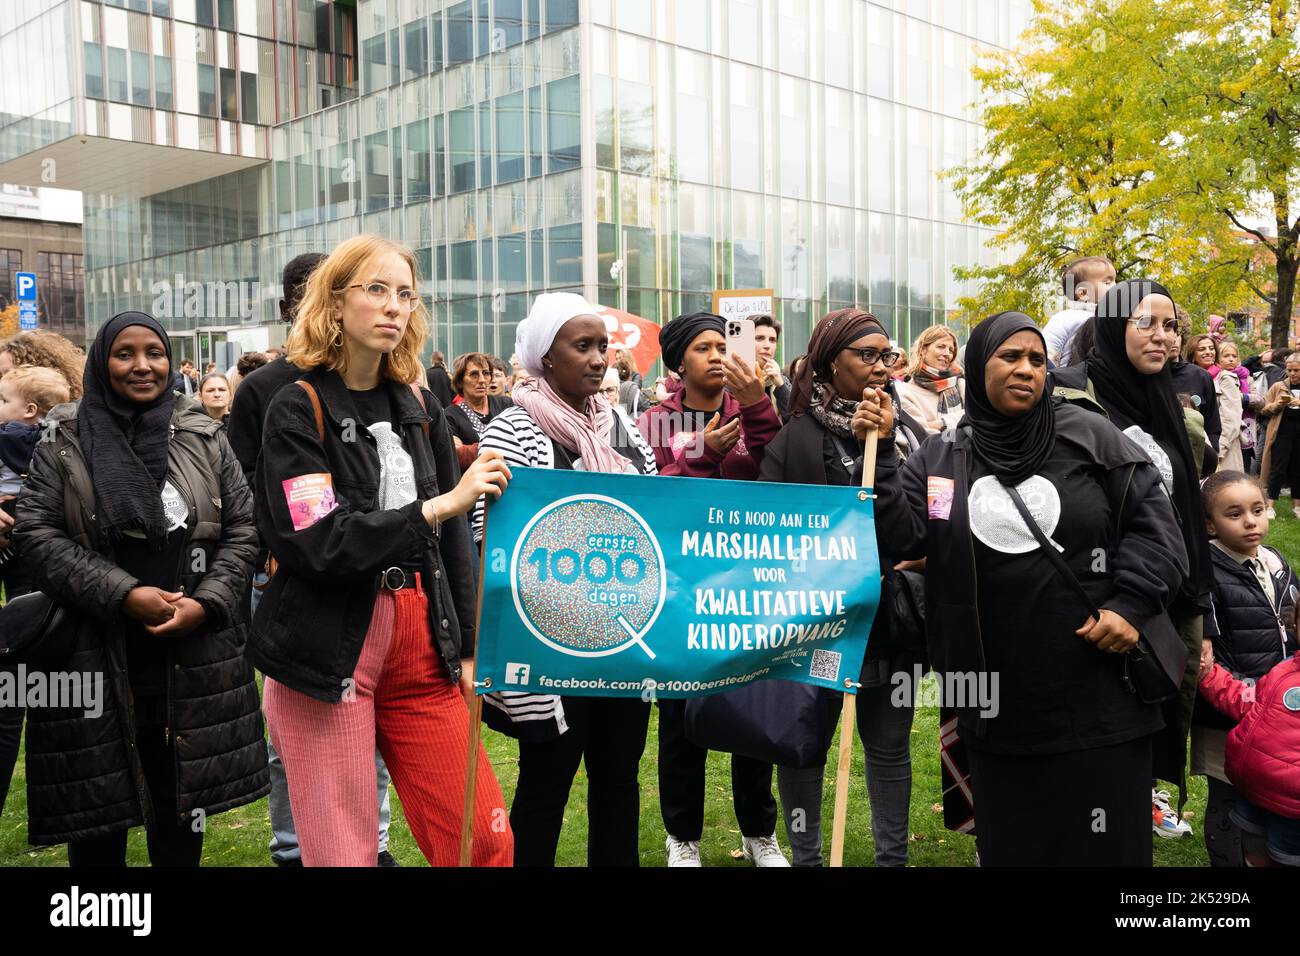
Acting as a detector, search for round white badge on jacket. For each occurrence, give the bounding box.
[967,474,1062,555]
[1122,425,1175,497]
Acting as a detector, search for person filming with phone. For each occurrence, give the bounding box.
[636,311,780,479]
[1258,355,1300,519]
[635,310,786,867]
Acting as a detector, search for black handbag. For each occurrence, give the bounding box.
[0,590,73,673]
[1003,483,1186,705]
[886,567,927,655]
[683,680,841,769]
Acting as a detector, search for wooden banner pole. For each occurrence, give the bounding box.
[829,426,879,868]
[459,507,490,867]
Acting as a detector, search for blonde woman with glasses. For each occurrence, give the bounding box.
[248,234,514,866]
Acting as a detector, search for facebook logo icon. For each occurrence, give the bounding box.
[505,663,531,686]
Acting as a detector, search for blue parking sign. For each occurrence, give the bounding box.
[16,271,37,330]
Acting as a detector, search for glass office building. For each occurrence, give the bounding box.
[0,0,1031,364]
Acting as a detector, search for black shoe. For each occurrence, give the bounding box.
[273,857,304,867]
[377,850,400,867]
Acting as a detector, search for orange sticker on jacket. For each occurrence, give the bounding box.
[927,476,954,520]
[283,473,337,532]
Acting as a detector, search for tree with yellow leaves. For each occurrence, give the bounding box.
[951,0,1300,347]
[0,303,23,340]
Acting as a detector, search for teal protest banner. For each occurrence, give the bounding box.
[475,467,881,699]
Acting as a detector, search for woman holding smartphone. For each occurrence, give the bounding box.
[635,310,786,866]
[636,311,779,479]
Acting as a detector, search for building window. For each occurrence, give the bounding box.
[529,85,544,177]
[430,14,443,72]
[197,63,217,116]
[220,67,238,120]
[729,0,760,63]
[329,140,354,213]
[107,47,129,103]
[528,0,542,39]
[35,252,84,337]
[0,250,22,309]
[433,114,446,196]
[449,107,476,193]
[450,240,477,298]
[496,0,524,49]
[155,55,173,110]
[779,79,808,199]
[546,75,581,172]
[497,234,527,288]
[84,43,105,99]
[131,51,151,107]
[496,92,525,183]
[549,223,582,285]
[365,130,390,212]
[619,80,653,175]
[477,0,490,56]
[389,27,401,87]
[479,103,493,187]
[240,71,257,121]
[447,1,473,65]
[362,34,387,93]
[406,119,431,202]
[404,19,428,79]
[547,0,579,32]
[733,238,763,288]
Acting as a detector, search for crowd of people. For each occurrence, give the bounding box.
[0,242,1296,869]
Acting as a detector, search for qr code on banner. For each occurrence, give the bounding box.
[810,649,841,682]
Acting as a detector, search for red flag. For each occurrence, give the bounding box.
[593,304,661,377]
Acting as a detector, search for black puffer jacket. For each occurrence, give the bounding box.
[1195,544,1299,731]
[15,398,269,845]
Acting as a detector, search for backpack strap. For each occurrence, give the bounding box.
[295,379,429,442]
[408,382,431,438]
[295,379,325,441]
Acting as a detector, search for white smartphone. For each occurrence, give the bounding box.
[725,318,757,369]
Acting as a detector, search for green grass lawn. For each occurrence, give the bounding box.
[6,502,1299,867]
[0,686,1209,868]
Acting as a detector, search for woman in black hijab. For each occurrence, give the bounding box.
[870,312,1188,865]
[16,312,268,866]
[1052,280,1215,814]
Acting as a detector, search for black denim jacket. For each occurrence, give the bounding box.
[247,366,477,702]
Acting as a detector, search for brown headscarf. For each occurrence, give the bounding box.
[787,309,889,418]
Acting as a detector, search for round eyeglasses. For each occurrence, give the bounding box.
[342,282,422,311]
[1127,315,1179,335]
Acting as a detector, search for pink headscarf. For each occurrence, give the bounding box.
[510,377,630,474]
[511,293,630,474]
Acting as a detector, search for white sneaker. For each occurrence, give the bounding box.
[1267,507,1277,519]
[666,835,702,867]
[1292,505,1300,520]
[741,833,791,867]
[1152,788,1192,839]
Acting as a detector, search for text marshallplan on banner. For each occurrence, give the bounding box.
[476,468,881,699]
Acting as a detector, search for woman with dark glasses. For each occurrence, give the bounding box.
[758,308,928,866]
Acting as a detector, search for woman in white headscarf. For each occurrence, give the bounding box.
[472,293,657,867]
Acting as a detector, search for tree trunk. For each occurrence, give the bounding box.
[1271,254,1299,351]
